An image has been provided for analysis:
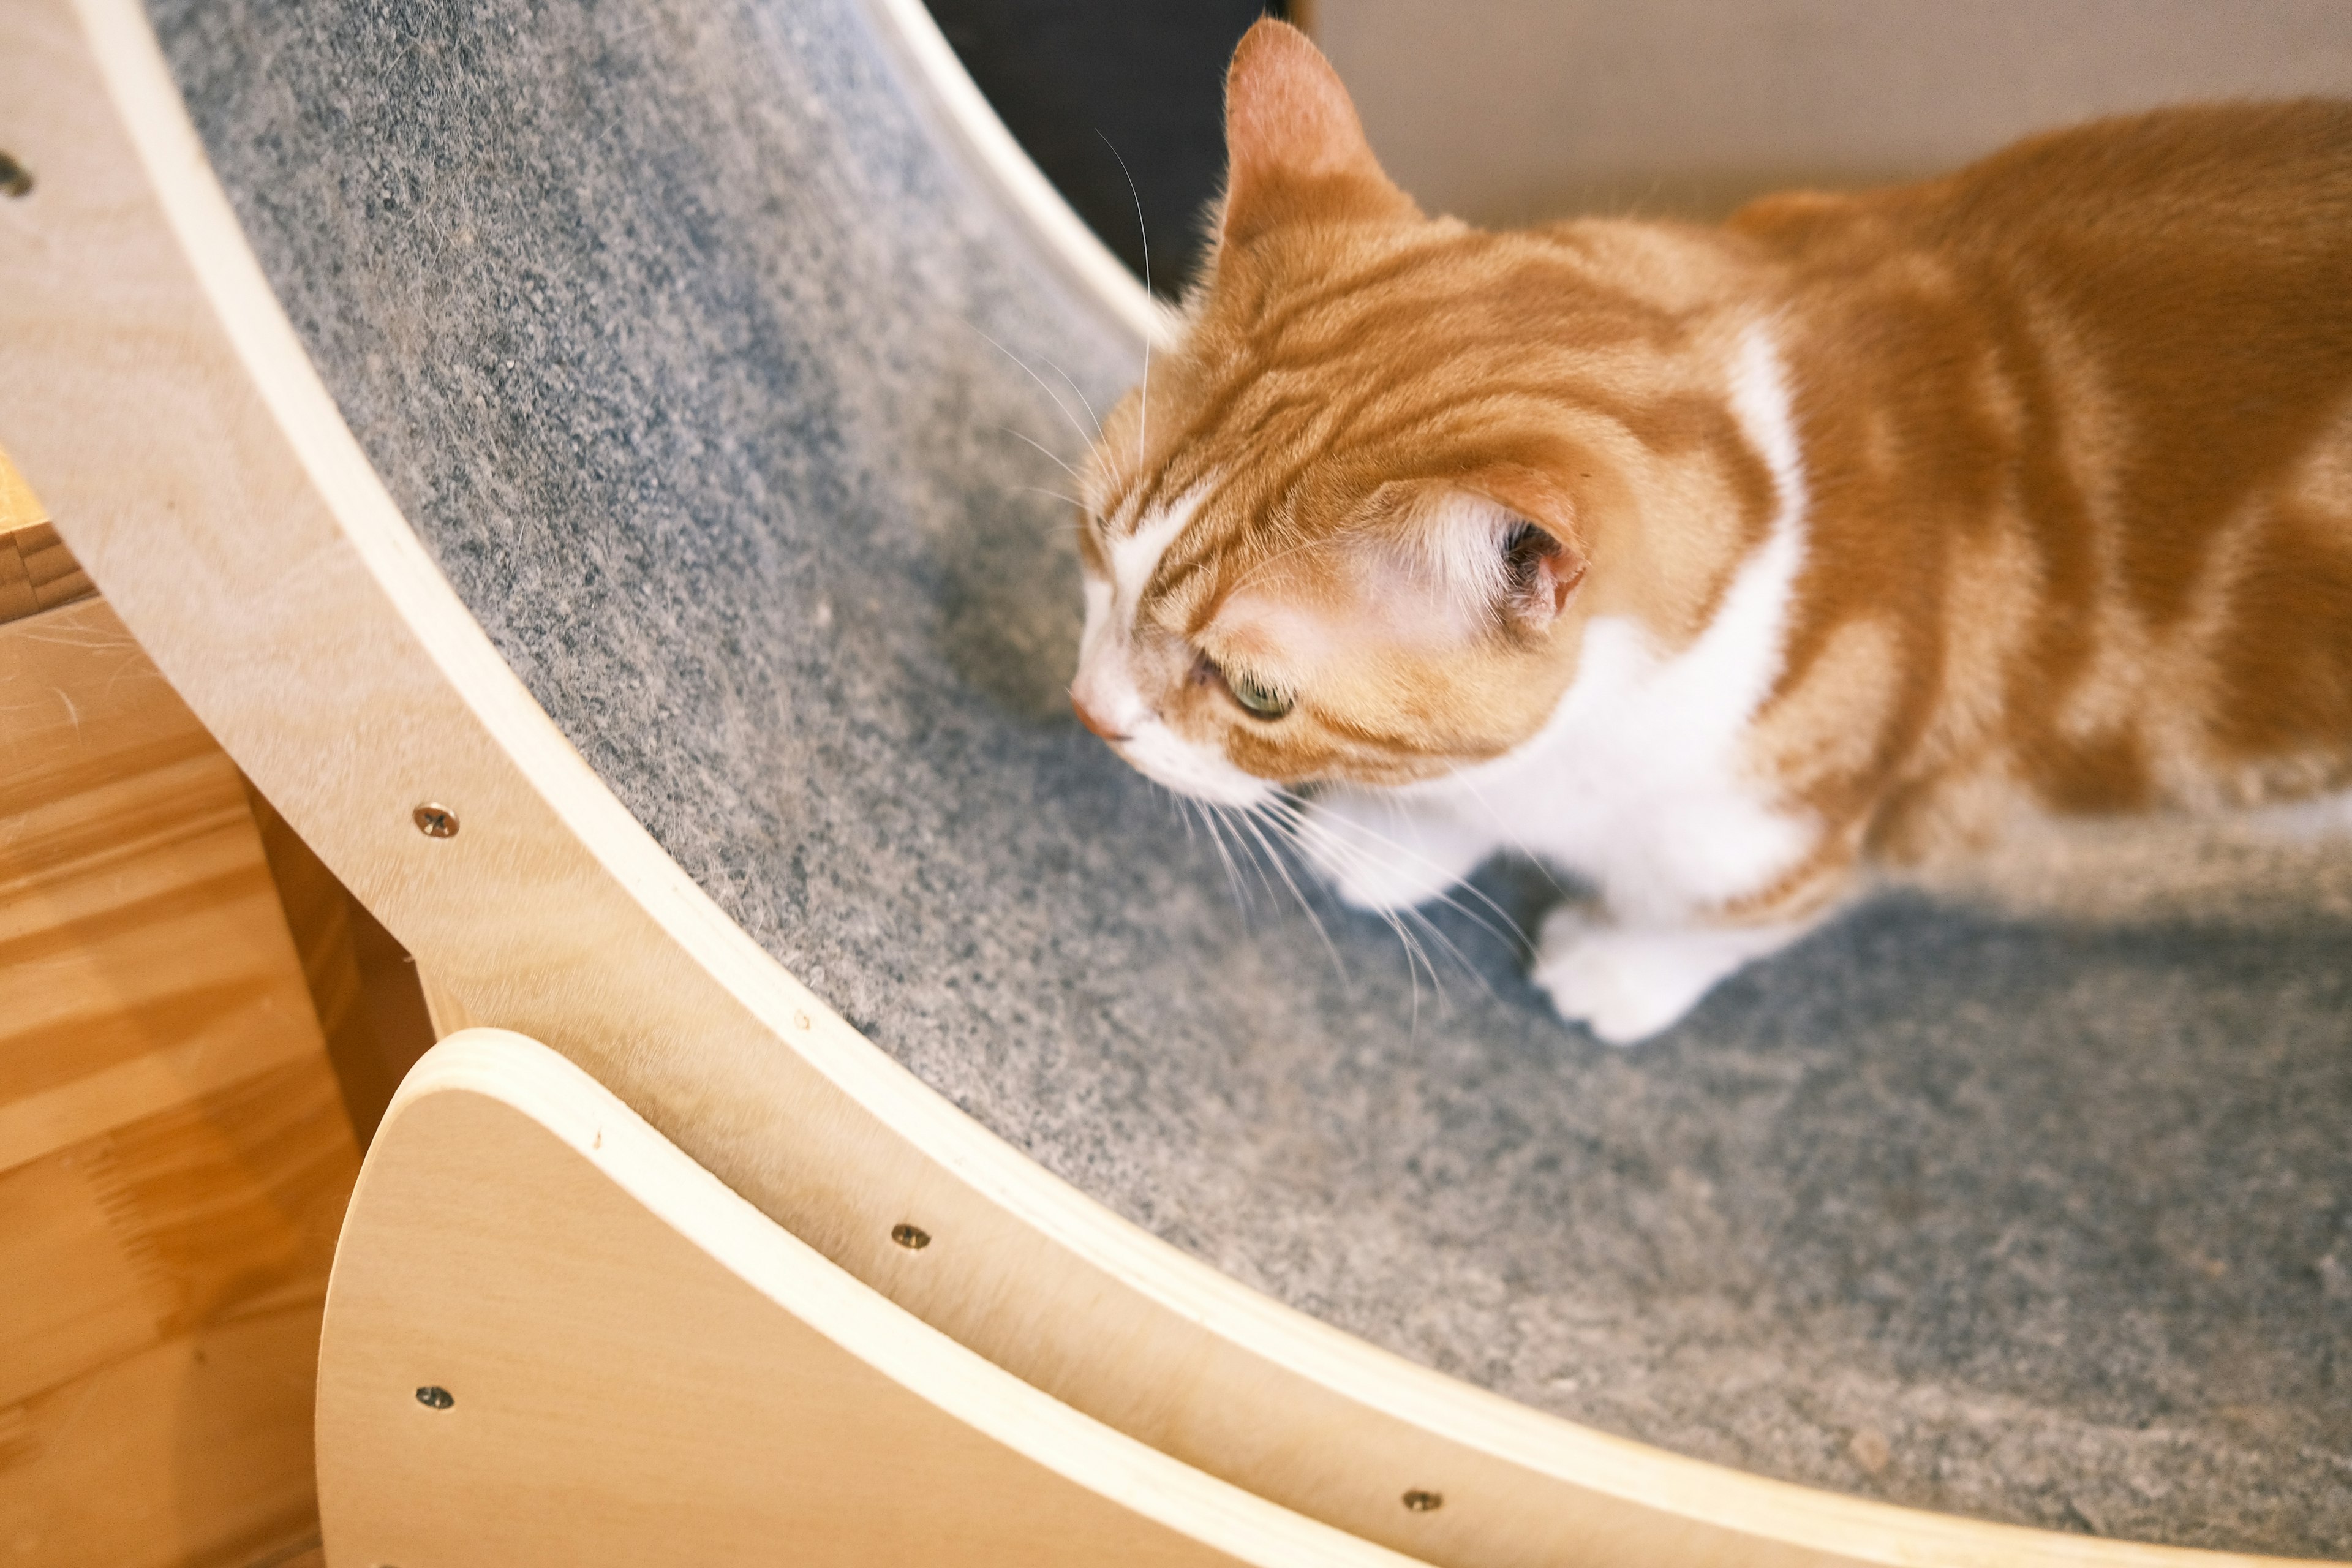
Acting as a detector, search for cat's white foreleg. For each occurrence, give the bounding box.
[1295,786,1497,913]
[1532,905,1816,1046]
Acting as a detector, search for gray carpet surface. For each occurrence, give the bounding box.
[153,0,2351,1551]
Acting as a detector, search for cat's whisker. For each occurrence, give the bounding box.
[1007,484,1088,511]
[1038,352,1106,443]
[1255,804,1454,1022]
[1166,790,1248,916]
[1194,797,1254,923]
[1438,764,1570,900]
[1392,902,1499,1010]
[1217,801,1293,919]
[987,424,1085,483]
[1263,794,1529,960]
[1096,130,1152,468]
[1267,837,1508,1010]
[1295,818,1526,952]
[1251,804,1478,1009]
[1384,903,1432,1034]
[968,322,1099,453]
[1236,800,1349,984]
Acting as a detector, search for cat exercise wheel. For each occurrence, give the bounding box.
[2,0,2346,1561]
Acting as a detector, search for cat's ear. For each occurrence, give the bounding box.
[1493,510,1587,633]
[1414,485,1587,638]
[1220,19,1417,247]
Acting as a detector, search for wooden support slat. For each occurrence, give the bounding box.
[322,1029,1418,1568]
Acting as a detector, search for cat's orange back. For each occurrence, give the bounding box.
[1732,101,2352,864]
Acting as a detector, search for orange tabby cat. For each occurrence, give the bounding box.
[1069,19,2352,1043]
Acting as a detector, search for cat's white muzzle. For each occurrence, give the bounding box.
[1113,718,1275,809]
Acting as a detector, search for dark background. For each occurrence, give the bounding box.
[922,1,1294,298]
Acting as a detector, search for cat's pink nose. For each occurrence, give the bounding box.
[1071,690,1129,742]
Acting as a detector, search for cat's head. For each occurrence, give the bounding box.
[1070,20,1770,804]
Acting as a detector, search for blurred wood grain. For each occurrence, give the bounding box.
[0,464,373,1568]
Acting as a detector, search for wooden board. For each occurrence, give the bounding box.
[4,1300,329,1567]
[0,557,359,1564]
[0,3,2330,1566]
[321,1028,1417,1568]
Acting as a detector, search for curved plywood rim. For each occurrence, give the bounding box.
[344,1028,1421,1567]
[20,1,2327,1564]
[861,0,1179,351]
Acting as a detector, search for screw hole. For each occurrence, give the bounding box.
[0,152,32,198]
[1401,1488,1443,1513]
[415,1385,454,1409]
[412,803,459,839]
[890,1223,930,1251]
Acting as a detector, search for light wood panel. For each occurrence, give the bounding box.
[0,3,2328,1565]
[323,1029,1416,1567]
[0,512,359,1565]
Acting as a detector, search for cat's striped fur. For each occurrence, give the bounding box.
[1071,20,2352,1042]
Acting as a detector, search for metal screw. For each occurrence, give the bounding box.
[1401,1489,1443,1513]
[0,153,31,198]
[412,803,459,839]
[890,1223,931,1251]
[415,1385,454,1409]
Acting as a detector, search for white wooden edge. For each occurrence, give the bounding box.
[862,0,1180,350]
[369,1027,1421,1568]
[14,2,2326,1564]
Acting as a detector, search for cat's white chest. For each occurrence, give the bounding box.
[1395,562,1814,924]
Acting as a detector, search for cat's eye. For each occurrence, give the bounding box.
[1226,668,1294,720]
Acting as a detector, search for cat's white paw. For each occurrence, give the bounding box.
[1532,906,1801,1046]
[1297,790,1494,913]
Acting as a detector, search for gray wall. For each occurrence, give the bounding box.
[1319,1,2352,224]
